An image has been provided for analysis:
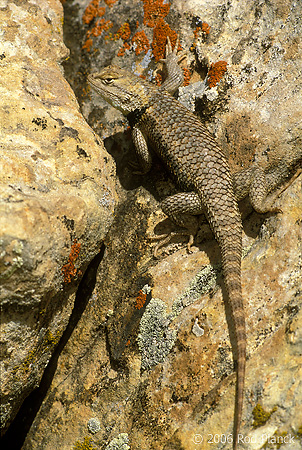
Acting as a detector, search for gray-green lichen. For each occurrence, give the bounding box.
[171,245,252,316]
[172,264,218,316]
[105,433,130,450]
[0,239,24,282]
[137,298,177,370]
[87,417,101,434]
[137,266,220,369]
[192,318,204,337]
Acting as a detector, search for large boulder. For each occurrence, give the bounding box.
[0,0,116,435]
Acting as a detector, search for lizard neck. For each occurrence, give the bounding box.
[126,106,148,128]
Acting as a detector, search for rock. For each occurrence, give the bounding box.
[2,0,302,449]
[21,153,302,450]
[0,0,116,435]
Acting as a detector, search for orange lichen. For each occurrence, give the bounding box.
[135,290,147,309]
[62,239,81,283]
[182,67,191,86]
[193,26,201,40]
[141,0,170,28]
[191,22,211,51]
[91,18,113,37]
[117,42,131,57]
[104,0,117,6]
[132,31,150,55]
[152,17,179,61]
[207,61,228,88]
[201,22,211,35]
[82,0,105,25]
[115,22,131,41]
[155,72,163,85]
[83,17,113,51]
[82,38,93,52]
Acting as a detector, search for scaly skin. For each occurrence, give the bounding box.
[88,39,245,450]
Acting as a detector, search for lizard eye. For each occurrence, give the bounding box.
[103,77,114,85]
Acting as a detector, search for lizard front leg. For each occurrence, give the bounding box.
[130,126,153,174]
[159,37,186,95]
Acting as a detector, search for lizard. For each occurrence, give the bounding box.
[88,37,301,450]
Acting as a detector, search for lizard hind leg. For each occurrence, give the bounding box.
[152,192,204,257]
[258,167,302,213]
[249,167,283,213]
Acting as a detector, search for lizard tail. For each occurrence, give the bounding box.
[221,237,246,450]
[197,180,246,448]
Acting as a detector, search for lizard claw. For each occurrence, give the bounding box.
[165,35,179,56]
[150,230,195,257]
[166,35,173,56]
[159,35,186,65]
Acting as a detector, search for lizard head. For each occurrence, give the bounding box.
[88,65,153,116]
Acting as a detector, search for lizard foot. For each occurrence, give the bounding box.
[160,36,186,64]
[150,230,195,258]
[127,160,148,175]
[255,168,301,214]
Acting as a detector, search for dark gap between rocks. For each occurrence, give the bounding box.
[0,246,105,450]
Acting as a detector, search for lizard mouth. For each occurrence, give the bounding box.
[87,74,97,86]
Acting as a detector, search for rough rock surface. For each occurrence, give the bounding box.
[1,0,302,449]
[0,0,116,435]
[21,178,302,450]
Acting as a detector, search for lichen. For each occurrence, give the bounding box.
[252,403,277,428]
[115,22,131,41]
[135,290,147,309]
[152,17,178,61]
[137,298,177,369]
[42,329,61,351]
[104,0,118,6]
[172,264,218,316]
[141,0,170,28]
[12,328,62,377]
[182,67,191,86]
[0,240,24,282]
[82,3,113,52]
[62,239,81,283]
[136,263,221,368]
[261,430,293,450]
[132,30,150,56]
[82,0,106,25]
[73,436,95,450]
[105,433,130,450]
[137,266,217,367]
[201,22,211,35]
[207,61,228,88]
[87,418,101,434]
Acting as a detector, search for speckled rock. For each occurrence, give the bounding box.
[0,0,116,434]
[3,0,302,449]
[21,152,301,450]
